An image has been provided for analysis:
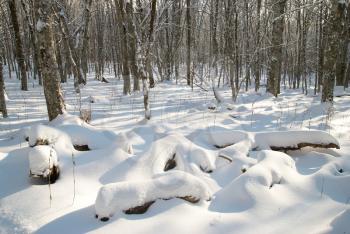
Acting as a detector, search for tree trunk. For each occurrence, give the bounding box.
[0,56,8,118]
[254,0,261,92]
[186,0,192,87]
[115,0,131,95]
[267,0,286,97]
[8,0,28,91]
[81,0,93,82]
[321,0,346,102]
[36,0,65,121]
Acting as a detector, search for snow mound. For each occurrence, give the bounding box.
[58,125,114,150]
[49,113,85,127]
[190,148,216,173]
[28,145,58,177]
[27,115,116,151]
[27,124,67,147]
[210,150,296,212]
[95,171,211,220]
[206,130,250,148]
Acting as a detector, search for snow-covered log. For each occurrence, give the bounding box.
[28,146,60,183]
[95,171,211,221]
[208,130,340,152]
[254,130,340,151]
[206,130,250,148]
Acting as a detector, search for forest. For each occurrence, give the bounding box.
[0,0,349,233]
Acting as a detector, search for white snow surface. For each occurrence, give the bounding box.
[28,146,58,176]
[1,73,350,234]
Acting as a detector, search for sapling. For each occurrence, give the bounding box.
[48,146,53,208]
[71,152,76,204]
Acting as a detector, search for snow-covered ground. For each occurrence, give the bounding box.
[1,71,350,234]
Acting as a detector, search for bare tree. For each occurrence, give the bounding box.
[8,0,28,91]
[186,0,192,87]
[0,55,8,118]
[81,0,93,81]
[36,0,65,121]
[321,0,347,102]
[267,0,287,97]
[115,0,131,95]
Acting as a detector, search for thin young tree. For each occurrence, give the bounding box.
[186,0,192,87]
[0,55,8,118]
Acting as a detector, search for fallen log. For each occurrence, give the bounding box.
[124,201,155,215]
[270,142,340,151]
[95,171,211,221]
[73,144,90,151]
[164,153,177,171]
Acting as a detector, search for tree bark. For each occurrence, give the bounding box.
[186,0,192,87]
[115,0,131,95]
[254,0,261,92]
[8,0,28,91]
[81,0,93,82]
[321,0,346,102]
[0,56,8,118]
[36,0,66,121]
[267,0,286,97]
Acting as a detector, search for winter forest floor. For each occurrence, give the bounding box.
[1,69,350,234]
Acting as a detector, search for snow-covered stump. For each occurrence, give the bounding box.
[28,146,60,184]
[95,171,211,221]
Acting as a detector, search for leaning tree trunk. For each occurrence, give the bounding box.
[0,56,8,118]
[321,0,347,102]
[36,0,65,121]
[267,0,286,97]
[8,0,28,91]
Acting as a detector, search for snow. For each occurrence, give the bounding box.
[210,150,296,212]
[28,146,58,177]
[1,71,350,233]
[95,171,211,220]
[254,130,340,150]
[35,19,46,32]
